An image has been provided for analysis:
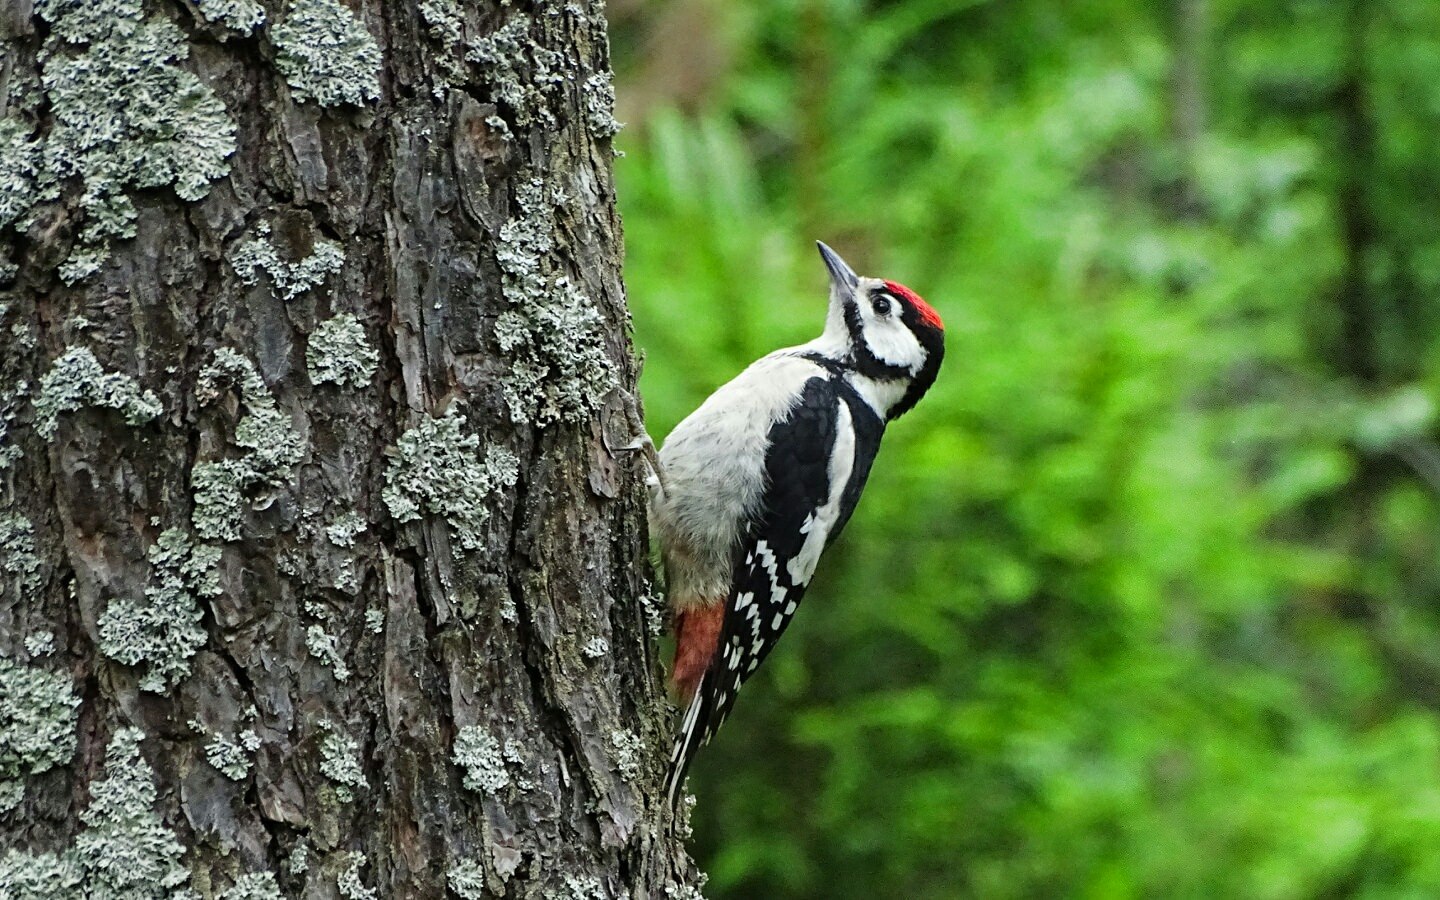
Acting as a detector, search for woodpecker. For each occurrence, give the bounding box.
[651,241,944,806]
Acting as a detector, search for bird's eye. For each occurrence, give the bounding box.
[871,294,892,316]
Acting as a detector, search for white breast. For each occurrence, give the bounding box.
[651,353,826,605]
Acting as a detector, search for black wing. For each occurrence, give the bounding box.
[667,375,883,806]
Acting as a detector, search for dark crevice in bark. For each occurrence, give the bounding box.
[3,0,698,895]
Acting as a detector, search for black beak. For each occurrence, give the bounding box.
[817,241,859,292]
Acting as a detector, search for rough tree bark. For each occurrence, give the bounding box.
[0,0,699,897]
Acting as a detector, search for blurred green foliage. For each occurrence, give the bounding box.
[611,0,1440,896]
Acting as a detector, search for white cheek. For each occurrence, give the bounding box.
[864,320,924,369]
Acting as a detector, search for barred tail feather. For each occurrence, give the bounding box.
[666,671,712,809]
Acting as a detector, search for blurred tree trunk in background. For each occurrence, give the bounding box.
[0,1,696,897]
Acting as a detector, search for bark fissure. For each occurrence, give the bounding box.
[2,0,699,895]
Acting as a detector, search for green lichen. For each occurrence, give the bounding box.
[286,840,309,875]
[305,625,350,682]
[319,724,364,802]
[501,739,534,791]
[0,514,43,597]
[0,120,39,231]
[288,840,310,876]
[640,585,666,637]
[0,657,79,811]
[0,850,82,898]
[582,72,622,139]
[272,0,381,107]
[25,630,56,657]
[29,0,236,282]
[415,0,467,94]
[0,417,22,471]
[0,730,194,897]
[447,860,486,899]
[195,0,265,34]
[564,874,605,899]
[333,559,360,593]
[452,725,508,794]
[34,348,163,439]
[418,0,464,47]
[231,222,345,301]
[363,607,384,634]
[326,511,367,547]
[493,177,617,425]
[307,314,378,388]
[382,410,518,551]
[73,727,194,898]
[610,729,642,781]
[192,349,305,542]
[465,14,562,128]
[218,872,283,900]
[336,852,377,900]
[98,528,220,693]
[203,728,260,781]
[581,636,608,659]
[11,322,35,352]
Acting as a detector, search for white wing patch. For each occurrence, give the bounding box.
[786,400,855,587]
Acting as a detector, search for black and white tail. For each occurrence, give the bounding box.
[666,669,717,809]
[666,655,749,810]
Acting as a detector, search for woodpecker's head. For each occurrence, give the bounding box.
[815,241,944,420]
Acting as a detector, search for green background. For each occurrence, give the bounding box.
[611,1,1440,896]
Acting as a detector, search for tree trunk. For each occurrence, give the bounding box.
[0,1,698,897]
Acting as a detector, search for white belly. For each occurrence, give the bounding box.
[650,353,824,606]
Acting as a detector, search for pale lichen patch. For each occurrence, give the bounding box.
[382,410,519,551]
[610,729,642,781]
[24,630,56,657]
[452,725,509,794]
[98,528,220,693]
[582,71,622,139]
[326,511,367,547]
[288,840,310,876]
[34,348,162,439]
[0,850,82,897]
[307,314,379,388]
[201,727,260,781]
[0,514,43,597]
[640,585,666,637]
[465,14,563,128]
[195,0,265,34]
[418,0,464,48]
[447,860,487,900]
[564,874,605,899]
[306,625,351,682]
[0,657,79,811]
[0,729,195,896]
[29,0,237,282]
[272,0,382,107]
[0,120,39,232]
[73,727,194,897]
[232,223,345,301]
[416,0,468,93]
[493,177,617,425]
[319,723,365,802]
[218,871,284,900]
[336,852,377,900]
[0,417,22,471]
[192,349,305,542]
